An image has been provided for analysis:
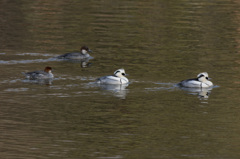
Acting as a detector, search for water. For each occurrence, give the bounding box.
[1,0,240,158]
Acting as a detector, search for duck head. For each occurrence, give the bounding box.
[81,46,92,54]
[114,69,126,78]
[44,66,52,73]
[197,72,209,82]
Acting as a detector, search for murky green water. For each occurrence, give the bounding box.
[1,0,240,158]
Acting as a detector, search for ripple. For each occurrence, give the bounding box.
[16,53,55,57]
[1,79,22,84]
[97,155,123,159]
[47,93,71,97]
[5,88,29,92]
[0,58,60,65]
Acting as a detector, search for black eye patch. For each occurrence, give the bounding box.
[122,73,126,76]
[114,71,121,75]
[198,74,204,78]
[206,77,209,80]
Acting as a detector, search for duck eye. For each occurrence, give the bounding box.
[206,77,208,80]
[122,73,125,76]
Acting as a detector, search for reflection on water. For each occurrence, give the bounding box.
[57,57,93,68]
[178,86,213,99]
[81,60,92,68]
[97,83,129,99]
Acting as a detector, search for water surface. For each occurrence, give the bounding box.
[1,0,240,158]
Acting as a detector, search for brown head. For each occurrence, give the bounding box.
[44,66,52,73]
[81,46,92,54]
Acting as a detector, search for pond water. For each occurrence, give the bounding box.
[1,0,240,158]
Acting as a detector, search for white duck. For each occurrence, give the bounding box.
[178,72,213,88]
[97,69,129,84]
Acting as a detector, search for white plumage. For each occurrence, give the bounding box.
[97,69,129,84]
[179,72,213,88]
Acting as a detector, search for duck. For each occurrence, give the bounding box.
[23,66,54,80]
[178,72,213,88]
[96,69,129,84]
[57,46,92,60]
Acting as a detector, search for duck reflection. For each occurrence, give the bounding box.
[58,58,93,68]
[97,83,129,99]
[80,60,92,68]
[178,86,212,99]
[37,78,54,85]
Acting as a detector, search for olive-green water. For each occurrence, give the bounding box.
[1,0,240,158]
